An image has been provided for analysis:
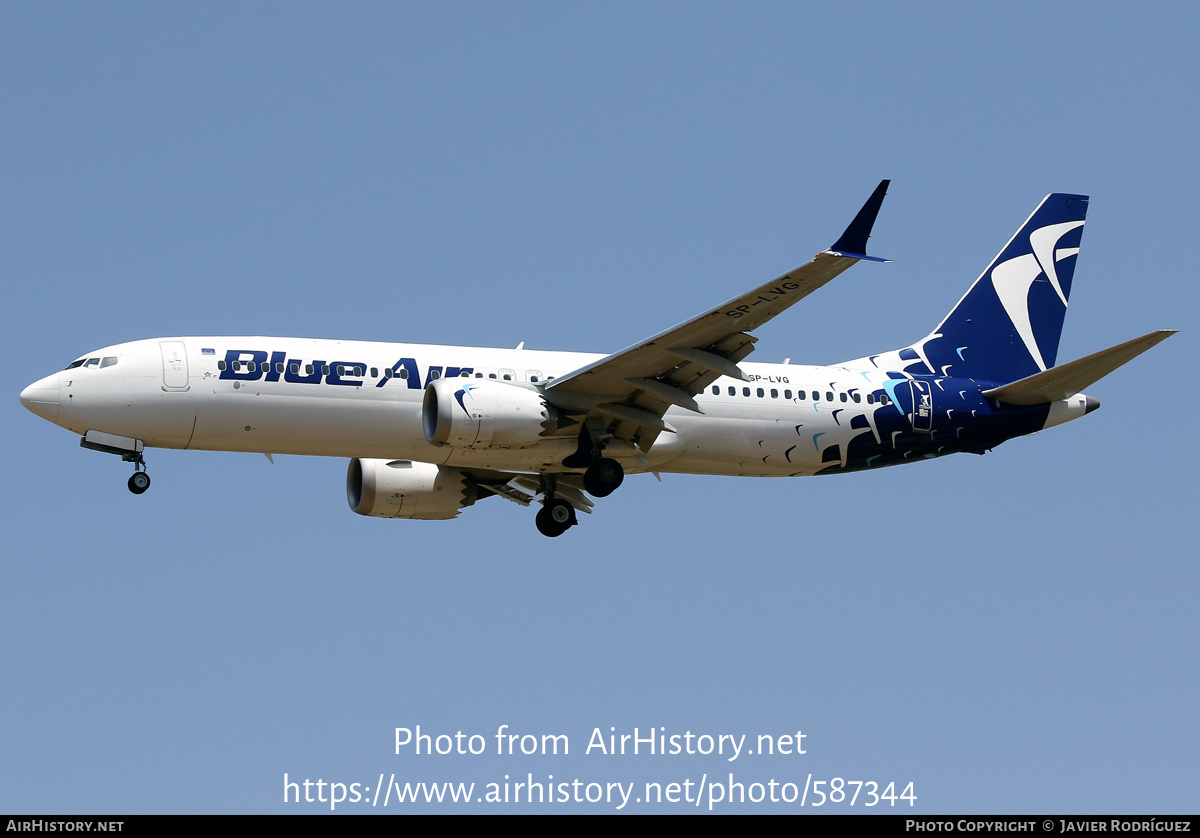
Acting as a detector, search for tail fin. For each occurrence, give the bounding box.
[909,193,1089,384]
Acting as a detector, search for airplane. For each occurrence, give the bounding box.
[19,182,1175,537]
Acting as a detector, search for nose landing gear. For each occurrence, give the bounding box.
[79,430,151,495]
[127,459,151,495]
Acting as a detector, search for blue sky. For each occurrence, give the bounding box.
[3,3,1196,813]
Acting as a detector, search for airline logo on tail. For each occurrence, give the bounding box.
[991,218,1085,371]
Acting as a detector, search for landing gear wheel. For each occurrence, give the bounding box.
[584,458,624,498]
[128,471,151,495]
[535,499,577,537]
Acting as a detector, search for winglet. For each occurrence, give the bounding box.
[827,179,892,261]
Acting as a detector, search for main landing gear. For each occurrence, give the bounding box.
[534,429,628,536]
[535,498,577,538]
[583,458,624,498]
[533,457,625,538]
[565,428,626,499]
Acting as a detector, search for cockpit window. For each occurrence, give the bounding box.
[65,359,86,370]
[100,357,117,368]
[83,358,101,368]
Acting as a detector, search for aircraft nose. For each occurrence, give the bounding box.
[20,374,60,424]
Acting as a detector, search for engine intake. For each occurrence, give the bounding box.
[422,377,554,449]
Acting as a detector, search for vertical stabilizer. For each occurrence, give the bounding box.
[908,193,1089,384]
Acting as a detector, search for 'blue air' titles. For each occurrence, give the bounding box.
[217,349,472,389]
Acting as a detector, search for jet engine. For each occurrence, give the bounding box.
[422,377,555,449]
[347,458,479,519]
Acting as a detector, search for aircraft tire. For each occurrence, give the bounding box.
[128,472,151,495]
[536,500,575,537]
[584,458,624,497]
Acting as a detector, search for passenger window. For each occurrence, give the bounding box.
[400,368,409,379]
[784,390,791,399]
[306,364,314,375]
[826,392,834,401]
[712,386,719,395]
[370,367,378,378]
[742,387,750,397]
[840,393,847,402]
[217,361,227,371]
[770,389,778,398]
[383,367,393,378]
[797,390,805,400]
[866,393,874,404]
[852,393,860,403]
[490,373,497,379]
[322,365,329,375]
[275,362,284,374]
[728,386,735,396]
[462,370,471,378]
[430,369,441,380]
[232,361,241,371]
[475,373,483,378]
[756,388,764,397]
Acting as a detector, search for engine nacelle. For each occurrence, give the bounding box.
[347,458,478,519]
[422,377,553,449]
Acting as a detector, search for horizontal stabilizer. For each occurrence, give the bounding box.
[982,330,1176,405]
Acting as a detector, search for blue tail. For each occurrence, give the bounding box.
[907,193,1089,385]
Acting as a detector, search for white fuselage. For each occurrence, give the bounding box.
[28,336,944,478]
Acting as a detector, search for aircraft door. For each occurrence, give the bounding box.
[160,341,190,391]
[908,380,933,433]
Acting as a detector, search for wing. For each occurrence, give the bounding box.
[545,180,892,458]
